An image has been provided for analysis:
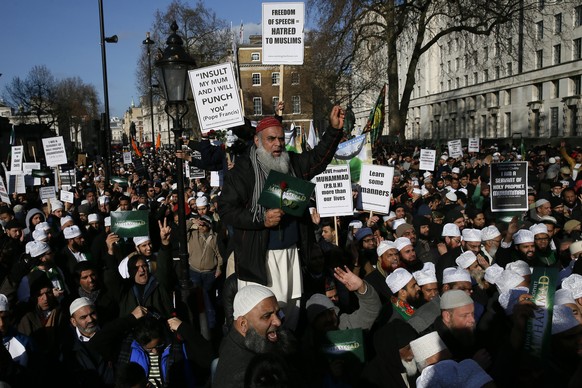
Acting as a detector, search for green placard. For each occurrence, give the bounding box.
[110,210,149,238]
[524,267,558,359]
[321,328,365,363]
[257,170,315,217]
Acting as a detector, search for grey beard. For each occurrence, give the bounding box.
[244,326,293,355]
[401,359,418,377]
[486,246,498,258]
[470,268,487,290]
[257,145,291,174]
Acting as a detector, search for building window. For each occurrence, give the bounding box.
[553,44,561,64]
[271,72,280,85]
[505,112,511,135]
[537,21,544,40]
[464,75,469,87]
[484,46,489,61]
[251,52,260,61]
[473,51,478,66]
[550,107,559,137]
[484,69,489,82]
[534,83,543,101]
[292,96,301,114]
[574,38,582,60]
[272,97,279,113]
[253,97,262,115]
[291,72,300,85]
[576,5,582,27]
[252,73,261,86]
[573,75,582,95]
[495,66,500,79]
[456,77,460,89]
[473,72,478,84]
[538,0,544,10]
[505,89,512,105]
[455,57,460,71]
[507,62,513,76]
[536,50,543,69]
[555,13,562,34]
[552,80,560,98]
[508,38,513,54]
[447,80,451,91]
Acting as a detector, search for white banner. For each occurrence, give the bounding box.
[360,164,394,214]
[39,186,57,202]
[210,170,224,188]
[42,136,68,167]
[10,146,24,172]
[448,139,463,159]
[419,149,437,172]
[60,190,74,204]
[123,151,132,164]
[468,138,480,153]
[0,176,11,204]
[312,165,353,217]
[189,62,244,133]
[262,2,305,65]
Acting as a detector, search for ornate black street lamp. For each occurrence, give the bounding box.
[143,32,156,151]
[155,21,196,311]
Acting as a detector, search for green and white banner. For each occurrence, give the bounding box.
[111,210,149,238]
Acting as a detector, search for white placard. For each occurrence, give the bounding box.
[0,176,11,204]
[10,146,24,172]
[123,151,132,164]
[360,164,394,214]
[419,149,437,172]
[262,2,305,65]
[468,138,480,153]
[42,136,68,167]
[60,190,74,204]
[8,173,26,194]
[188,62,244,133]
[447,139,463,159]
[39,186,57,202]
[210,170,224,188]
[22,162,41,186]
[312,165,353,217]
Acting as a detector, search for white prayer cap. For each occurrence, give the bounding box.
[29,241,50,258]
[412,188,422,195]
[413,262,437,286]
[570,240,582,256]
[81,200,89,206]
[549,157,556,164]
[451,167,460,174]
[421,187,429,196]
[441,223,461,237]
[51,200,64,211]
[32,229,48,242]
[196,191,205,198]
[187,197,196,204]
[410,331,447,364]
[535,198,549,208]
[445,191,457,202]
[98,196,110,205]
[394,237,412,251]
[233,285,275,320]
[440,289,473,310]
[481,226,501,241]
[118,257,130,279]
[498,286,529,315]
[529,223,548,236]
[385,268,413,294]
[423,171,432,179]
[133,236,151,247]
[562,274,582,299]
[104,217,111,227]
[157,197,165,203]
[0,294,8,312]
[69,297,94,316]
[60,215,74,227]
[442,267,471,284]
[495,269,525,294]
[484,263,504,284]
[63,225,82,239]
[392,218,406,231]
[88,214,99,224]
[440,155,448,161]
[416,359,493,388]
[555,289,576,306]
[552,304,581,335]
[377,240,397,257]
[513,229,534,245]
[458,188,468,196]
[35,222,51,232]
[455,251,477,269]
[196,196,208,207]
[461,228,481,242]
[505,260,531,277]
[348,220,363,229]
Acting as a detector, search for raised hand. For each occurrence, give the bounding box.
[159,218,171,245]
[329,105,345,130]
[334,266,365,293]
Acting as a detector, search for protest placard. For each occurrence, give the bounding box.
[447,139,463,159]
[10,146,24,172]
[111,210,149,238]
[468,137,480,153]
[322,328,365,363]
[7,173,25,194]
[123,151,132,164]
[188,62,244,133]
[312,165,353,217]
[60,190,74,204]
[360,164,394,214]
[210,170,223,188]
[258,170,315,217]
[262,2,305,65]
[419,149,436,171]
[0,176,11,204]
[39,186,57,202]
[42,136,68,167]
[490,162,528,212]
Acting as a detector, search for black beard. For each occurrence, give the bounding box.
[244,327,295,356]
[450,327,475,348]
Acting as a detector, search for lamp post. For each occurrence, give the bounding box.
[98,0,117,184]
[155,21,196,314]
[143,32,156,152]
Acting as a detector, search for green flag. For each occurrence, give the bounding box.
[361,84,386,146]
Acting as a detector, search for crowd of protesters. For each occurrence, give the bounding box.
[0,100,582,388]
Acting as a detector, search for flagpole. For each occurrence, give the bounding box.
[278,64,284,116]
